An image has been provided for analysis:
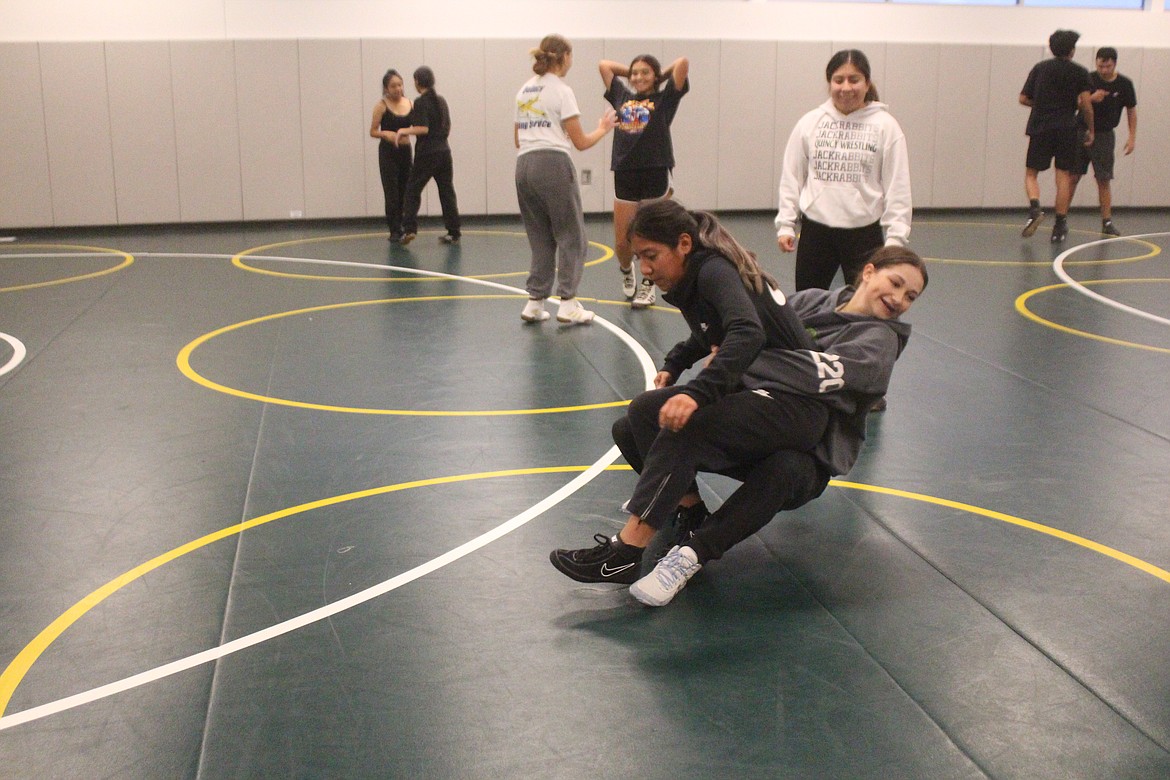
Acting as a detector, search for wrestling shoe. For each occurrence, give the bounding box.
[630,545,701,606]
[1021,209,1045,238]
[1050,219,1068,244]
[556,297,595,324]
[550,533,644,584]
[439,233,460,245]
[620,266,636,299]
[631,278,656,309]
[400,232,417,246]
[520,298,550,323]
[1102,219,1121,237]
[673,501,710,543]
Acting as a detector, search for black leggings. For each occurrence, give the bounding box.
[613,386,830,563]
[795,217,883,291]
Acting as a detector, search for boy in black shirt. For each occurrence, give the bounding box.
[398,66,461,245]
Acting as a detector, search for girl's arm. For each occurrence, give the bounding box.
[561,109,617,151]
[663,57,689,91]
[880,124,912,247]
[598,59,628,91]
[369,102,392,142]
[775,118,810,247]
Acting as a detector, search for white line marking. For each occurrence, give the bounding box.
[1053,232,1170,327]
[0,253,655,730]
[0,332,27,377]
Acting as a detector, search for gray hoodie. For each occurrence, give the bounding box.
[741,287,911,475]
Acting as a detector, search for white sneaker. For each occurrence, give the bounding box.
[520,298,549,322]
[620,267,636,299]
[556,297,594,324]
[631,278,656,309]
[630,545,701,606]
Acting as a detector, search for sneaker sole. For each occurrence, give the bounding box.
[629,578,679,606]
[630,299,655,310]
[521,311,550,323]
[1021,215,1045,238]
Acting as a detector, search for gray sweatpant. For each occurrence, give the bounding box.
[516,149,586,300]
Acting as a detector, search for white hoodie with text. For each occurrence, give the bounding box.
[775,99,911,247]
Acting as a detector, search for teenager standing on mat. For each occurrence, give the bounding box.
[775,49,912,292]
[599,53,690,309]
[514,34,617,325]
[1019,29,1093,244]
[398,66,462,246]
[549,200,927,606]
[1068,47,1137,237]
[369,69,414,243]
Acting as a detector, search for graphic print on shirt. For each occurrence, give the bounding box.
[618,98,656,134]
[812,118,879,184]
[810,351,845,393]
[517,86,552,131]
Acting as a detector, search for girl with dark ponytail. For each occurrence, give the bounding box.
[551,198,927,607]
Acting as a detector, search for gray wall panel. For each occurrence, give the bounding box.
[299,40,365,219]
[1130,48,1168,207]
[483,39,527,216]
[0,44,53,228]
[106,41,181,224]
[718,40,776,210]
[772,41,835,215]
[40,42,118,226]
[984,45,1045,208]
[171,41,243,223]
[235,40,304,220]
[885,44,939,209]
[665,39,719,211]
[932,45,991,208]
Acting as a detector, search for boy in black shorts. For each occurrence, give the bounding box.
[1019,29,1093,244]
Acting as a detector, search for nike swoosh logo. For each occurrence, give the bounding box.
[600,562,637,577]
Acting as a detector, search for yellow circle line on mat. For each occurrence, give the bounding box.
[177,294,633,415]
[3,473,1167,720]
[231,230,614,281]
[0,245,134,292]
[910,220,1160,267]
[1015,279,1170,354]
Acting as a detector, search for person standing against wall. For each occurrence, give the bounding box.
[398,66,461,245]
[514,34,616,325]
[599,53,690,309]
[775,49,912,293]
[1068,47,1137,237]
[1019,29,1093,244]
[369,69,414,243]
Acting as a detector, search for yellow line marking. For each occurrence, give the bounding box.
[4,474,1167,718]
[1015,280,1170,354]
[0,245,134,292]
[177,295,636,415]
[230,230,614,282]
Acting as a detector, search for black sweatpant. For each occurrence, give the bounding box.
[613,385,829,563]
[378,143,412,235]
[794,216,883,291]
[402,150,461,237]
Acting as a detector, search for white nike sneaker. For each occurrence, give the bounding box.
[521,298,550,322]
[630,545,701,606]
[556,297,594,325]
[631,278,656,309]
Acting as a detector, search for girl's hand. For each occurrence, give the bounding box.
[658,394,698,432]
[599,107,618,132]
[653,370,675,389]
[778,235,796,253]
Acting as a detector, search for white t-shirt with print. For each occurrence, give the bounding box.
[515,73,580,156]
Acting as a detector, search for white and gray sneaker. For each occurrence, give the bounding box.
[556,297,595,325]
[620,267,636,299]
[631,278,656,309]
[520,298,550,322]
[630,545,701,606]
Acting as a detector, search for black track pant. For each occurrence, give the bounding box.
[794,216,883,291]
[613,386,830,563]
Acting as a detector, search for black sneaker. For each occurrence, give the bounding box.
[1102,220,1121,237]
[550,534,643,584]
[389,232,404,243]
[439,234,460,245]
[1021,209,1045,238]
[1050,220,1068,244]
[674,501,710,542]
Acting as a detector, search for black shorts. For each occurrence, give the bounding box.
[1026,128,1079,172]
[1074,129,1115,181]
[613,168,671,202]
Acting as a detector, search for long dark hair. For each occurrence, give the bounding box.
[531,34,571,76]
[826,49,879,103]
[628,200,775,295]
[856,245,929,290]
